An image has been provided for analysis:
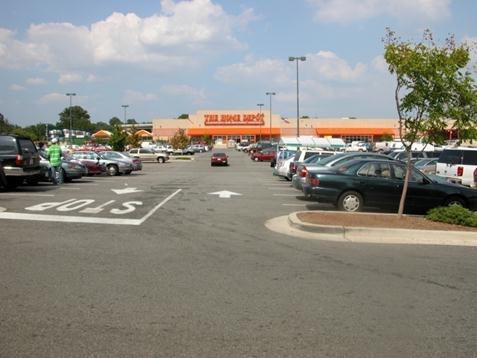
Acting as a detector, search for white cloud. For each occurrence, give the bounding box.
[0,0,254,72]
[371,55,388,73]
[37,92,69,104]
[307,0,451,24]
[26,77,47,85]
[9,84,25,91]
[161,84,207,104]
[307,51,366,81]
[215,57,290,85]
[124,90,159,103]
[58,73,83,84]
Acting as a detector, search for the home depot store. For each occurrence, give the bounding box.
[152,110,400,143]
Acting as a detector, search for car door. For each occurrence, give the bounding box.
[355,162,401,210]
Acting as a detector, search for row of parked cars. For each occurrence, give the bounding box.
[264,147,477,214]
[0,134,182,189]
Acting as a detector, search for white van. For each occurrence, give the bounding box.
[435,147,477,187]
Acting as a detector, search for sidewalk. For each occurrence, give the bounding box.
[265,212,477,247]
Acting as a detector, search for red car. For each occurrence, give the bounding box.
[70,152,106,176]
[211,152,229,166]
[251,149,276,162]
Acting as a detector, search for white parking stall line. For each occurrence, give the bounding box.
[0,193,55,197]
[268,187,295,190]
[0,189,182,226]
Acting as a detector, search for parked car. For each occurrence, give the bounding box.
[36,155,87,183]
[99,151,142,171]
[0,134,41,188]
[388,150,440,162]
[211,152,229,166]
[191,144,207,153]
[288,149,335,180]
[128,147,169,163]
[236,141,250,151]
[344,141,370,152]
[73,151,133,176]
[302,158,477,213]
[435,147,477,187]
[69,152,106,176]
[413,158,438,174]
[0,163,7,189]
[251,148,276,162]
[272,150,297,178]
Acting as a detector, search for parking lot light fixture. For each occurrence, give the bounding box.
[121,104,129,124]
[289,56,306,137]
[265,92,276,141]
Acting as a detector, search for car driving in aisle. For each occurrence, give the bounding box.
[211,152,228,166]
[302,158,477,213]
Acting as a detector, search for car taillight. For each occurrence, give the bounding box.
[306,174,320,186]
[15,154,24,166]
[457,166,463,176]
[299,166,308,177]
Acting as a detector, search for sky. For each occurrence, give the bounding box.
[1,0,476,127]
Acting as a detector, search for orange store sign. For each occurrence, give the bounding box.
[204,113,265,126]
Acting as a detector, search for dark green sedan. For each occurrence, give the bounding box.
[302,159,477,213]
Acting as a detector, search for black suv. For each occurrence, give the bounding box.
[0,134,41,188]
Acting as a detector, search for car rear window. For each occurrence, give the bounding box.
[214,153,226,157]
[438,150,462,164]
[0,136,18,155]
[19,139,37,154]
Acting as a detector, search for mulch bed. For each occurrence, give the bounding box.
[297,212,477,232]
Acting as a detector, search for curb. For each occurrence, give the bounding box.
[287,211,477,246]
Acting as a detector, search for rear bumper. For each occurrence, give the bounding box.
[4,166,41,177]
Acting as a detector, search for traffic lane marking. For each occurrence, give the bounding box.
[0,189,182,225]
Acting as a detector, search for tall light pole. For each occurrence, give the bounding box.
[289,56,306,137]
[121,104,129,124]
[257,103,264,142]
[265,92,276,141]
[66,93,76,146]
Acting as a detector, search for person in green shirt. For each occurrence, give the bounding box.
[47,138,63,184]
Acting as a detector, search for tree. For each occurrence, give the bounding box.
[169,128,190,149]
[0,113,14,133]
[57,106,94,132]
[127,130,141,148]
[109,117,122,127]
[126,118,137,124]
[108,125,128,151]
[177,114,189,119]
[384,28,477,216]
[94,121,112,132]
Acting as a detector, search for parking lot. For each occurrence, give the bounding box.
[1,149,477,357]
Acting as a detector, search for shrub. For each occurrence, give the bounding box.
[426,205,477,227]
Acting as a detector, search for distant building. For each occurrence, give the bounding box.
[152,110,401,143]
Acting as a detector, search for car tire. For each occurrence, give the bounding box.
[338,191,363,212]
[157,157,165,163]
[107,164,118,176]
[5,177,22,189]
[444,196,466,208]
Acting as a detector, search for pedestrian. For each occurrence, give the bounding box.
[47,137,62,184]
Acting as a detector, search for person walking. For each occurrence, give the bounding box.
[47,138,62,184]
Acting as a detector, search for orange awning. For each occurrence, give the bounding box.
[92,129,112,138]
[135,129,153,137]
[187,127,282,136]
[315,128,397,136]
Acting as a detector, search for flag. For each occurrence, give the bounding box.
[281,117,290,124]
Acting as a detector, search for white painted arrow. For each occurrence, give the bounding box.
[111,187,144,195]
[208,190,242,199]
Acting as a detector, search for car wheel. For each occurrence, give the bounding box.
[5,177,21,189]
[157,157,165,163]
[107,165,118,176]
[338,191,363,212]
[444,196,466,208]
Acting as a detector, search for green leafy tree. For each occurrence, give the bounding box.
[170,128,190,149]
[126,118,137,124]
[0,113,14,133]
[57,106,94,132]
[384,28,477,216]
[109,117,122,127]
[177,114,189,119]
[94,121,112,132]
[108,125,128,151]
[128,134,141,148]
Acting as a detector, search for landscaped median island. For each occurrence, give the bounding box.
[297,210,477,233]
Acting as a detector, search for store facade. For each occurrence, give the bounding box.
[152,110,400,143]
